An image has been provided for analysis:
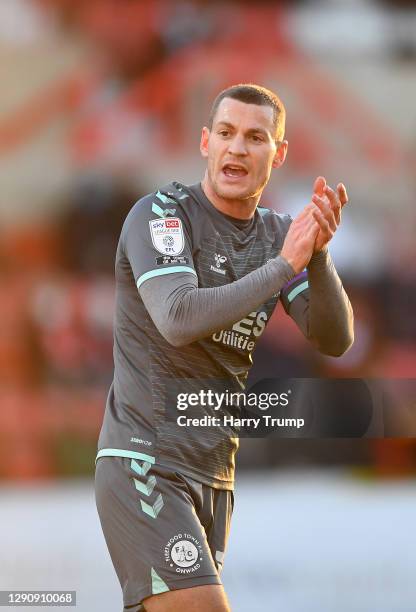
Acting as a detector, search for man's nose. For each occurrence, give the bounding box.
[228,134,247,155]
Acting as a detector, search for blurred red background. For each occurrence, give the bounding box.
[1,0,416,479]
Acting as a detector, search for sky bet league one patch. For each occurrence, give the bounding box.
[149,218,184,255]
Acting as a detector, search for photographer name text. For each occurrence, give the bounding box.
[176,415,304,429]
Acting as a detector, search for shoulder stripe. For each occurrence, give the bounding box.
[136,266,197,289]
[287,280,309,303]
[155,190,177,205]
[151,202,165,218]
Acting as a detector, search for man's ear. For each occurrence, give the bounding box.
[200,127,210,158]
[272,140,288,168]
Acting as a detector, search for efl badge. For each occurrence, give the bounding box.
[149,218,184,255]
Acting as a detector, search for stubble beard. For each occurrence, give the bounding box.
[207,156,272,202]
[209,166,257,202]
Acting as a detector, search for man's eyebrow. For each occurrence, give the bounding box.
[246,127,268,136]
[215,121,269,136]
[215,121,235,129]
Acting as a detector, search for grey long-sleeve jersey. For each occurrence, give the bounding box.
[140,248,353,357]
[97,181,353,490]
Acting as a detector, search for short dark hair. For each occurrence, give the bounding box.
[207,83,286,141]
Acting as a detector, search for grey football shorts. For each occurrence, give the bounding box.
[95,452,234,611]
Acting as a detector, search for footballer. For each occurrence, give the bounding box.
[95,84,354,612]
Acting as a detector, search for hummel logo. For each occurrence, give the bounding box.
[214,253,227,268]
[211,253,227,276]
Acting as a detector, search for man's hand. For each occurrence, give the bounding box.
[310,176,348,253]
[280,206,319,274]
[280,177,348,274]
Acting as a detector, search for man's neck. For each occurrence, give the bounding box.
[201,175,259,220]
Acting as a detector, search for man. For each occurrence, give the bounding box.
[95,84,353,612]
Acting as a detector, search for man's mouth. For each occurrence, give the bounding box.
[222,164,248,178]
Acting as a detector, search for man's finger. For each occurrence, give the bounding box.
[337,183,348,207]
[324,185,340,209]
[312,194,337,232]
[323,185,342,225]
[313,176,326,197]
[306,213,320,241]
[312,208,333,241]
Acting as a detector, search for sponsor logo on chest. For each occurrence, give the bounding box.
[212,310,268,352]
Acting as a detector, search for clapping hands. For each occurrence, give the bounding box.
[280,176,349,274]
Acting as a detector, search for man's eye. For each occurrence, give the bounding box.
[251,135,263,142]
[219,130,230,137]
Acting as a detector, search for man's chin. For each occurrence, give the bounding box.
[214,183,254,201]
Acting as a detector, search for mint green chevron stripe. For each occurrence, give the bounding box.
[95,448,155,464]
[140,499,155,518]
[133,475,156,496]
[287,280,309,303]
[140,493,164,518]
[155,191,176,205]
[131,459,152,477]
[153,494,164,513]
[151,568,169,595]
[152,202,165,218]
[215,550,224,564]
[137,266,197,289]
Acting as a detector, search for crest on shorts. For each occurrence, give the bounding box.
[149,218,184,255]
[171,540,198,567]
[164,533,203,573]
